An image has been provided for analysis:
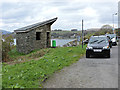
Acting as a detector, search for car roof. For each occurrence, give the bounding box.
[91,35,107,38]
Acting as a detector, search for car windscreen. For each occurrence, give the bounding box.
[89,37,108,44]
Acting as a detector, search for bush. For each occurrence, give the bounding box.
[2,35,14,62]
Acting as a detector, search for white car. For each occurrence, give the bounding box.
[105,34,117,46]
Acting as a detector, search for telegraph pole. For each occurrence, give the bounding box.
[82,20,84,48]
[112,14,114,33]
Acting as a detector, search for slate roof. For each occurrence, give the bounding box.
[14,17,58,33]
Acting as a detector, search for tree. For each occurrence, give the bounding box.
[115,28,120,36]
[93,25,113,36]
[2,35,14,62]
[100,24,113,34]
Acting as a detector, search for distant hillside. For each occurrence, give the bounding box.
[87,28,100,31]
[51,31,81,39]
[0,30,12,35]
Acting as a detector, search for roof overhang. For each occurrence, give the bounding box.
[14,17,58,33]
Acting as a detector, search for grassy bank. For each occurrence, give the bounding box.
[0,63,2,89]
[2,45,86,88]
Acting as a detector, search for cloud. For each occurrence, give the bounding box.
[0,0,119,32]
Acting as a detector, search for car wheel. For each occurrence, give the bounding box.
[86,52,90,58]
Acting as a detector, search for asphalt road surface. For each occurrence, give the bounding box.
[118,39,120,89]
[43,45,118,88]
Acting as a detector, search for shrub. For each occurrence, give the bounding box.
[2,35,14,62]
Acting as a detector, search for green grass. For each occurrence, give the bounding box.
[8,48,50,62]
[0,63,2,90]
[8,48,46,58]
[2,45,86,88]
[8,48,25,58]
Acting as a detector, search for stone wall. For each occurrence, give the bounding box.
[16,24,51,54]
[63,40,79,47]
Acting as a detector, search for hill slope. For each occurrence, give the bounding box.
[0,30,12,35]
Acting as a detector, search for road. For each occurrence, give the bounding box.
[118,39,120,89]
[43,45,118,88]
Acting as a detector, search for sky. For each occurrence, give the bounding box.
[0,0,119,32]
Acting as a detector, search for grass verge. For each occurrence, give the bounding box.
[2,45,86,88]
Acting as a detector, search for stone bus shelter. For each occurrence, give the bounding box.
[14,17,57,54]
